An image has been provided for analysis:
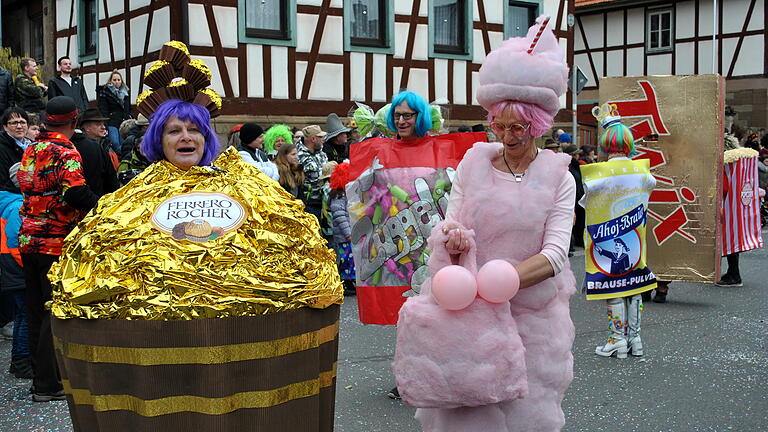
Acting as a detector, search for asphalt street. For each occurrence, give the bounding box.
[1,231,766,431]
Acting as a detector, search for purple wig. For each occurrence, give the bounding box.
[141,99,220,166]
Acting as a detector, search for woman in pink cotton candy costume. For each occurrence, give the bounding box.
[396,17,577,432]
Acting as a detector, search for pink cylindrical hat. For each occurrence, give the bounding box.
[476,16,568,117]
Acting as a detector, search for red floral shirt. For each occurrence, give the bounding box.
[18,131,88,255]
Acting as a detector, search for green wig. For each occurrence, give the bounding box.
[263,124,293,154]
[598,120,635,157]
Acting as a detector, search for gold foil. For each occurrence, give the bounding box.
[188,59,213,80]
[145,60,170,77]
[200,88,222,110]
[164,41,190,56]
[48,148,343,320]
[136,89,153,105]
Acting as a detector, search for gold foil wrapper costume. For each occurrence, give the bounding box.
[48,147,343,320]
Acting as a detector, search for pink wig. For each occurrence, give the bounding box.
[486,101,553,138]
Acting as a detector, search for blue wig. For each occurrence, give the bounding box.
[386,91,432,138]
[141,99,220,166]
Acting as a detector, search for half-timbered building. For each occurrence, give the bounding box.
[574,0,767,133]
[49,0,575,131]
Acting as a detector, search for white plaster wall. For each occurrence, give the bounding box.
[130,0,151,9]
[110,22,126,62]
[319,16,344,56]
[574,22,585,51]
[393,22,409,59]
[722,0,750,34]
[129,13,149,58]
[392,67,402,93]
[349,52,366,101]
[592,52,604,81]
[721,38,737,76]
[698,0,715,36]
[419,0,428,15]
[626,8,644,45]
[372,54,387,102]
[83,74,97,101]
[732,35,764,76]
[412,24,428,61]
[214,6,238,49]
[225,57,240,97]
[299,0,323,6]
[107,0,124,17]
[198,55,223,95]
[434,58,448,102]
[330,0,342,8]
[676,0,695,39]
[189,5,213,47]
[606,50,623,77]
[747,0,764,31]
[395,0,412,15]
[488,31,503,52]
[99,27,111,61]
[484,0,503,24]
[675,42,695,75]
[647,54,672,75]
[698,40,715,73]
[56,0,73,31]
[452,61,466,105]
[271,46,290,99]
[574,54,593,86]
[56,38,68,62]
[130,65,142,99]
[626,47,644,76]
[247,45,265,98]
[606,11,623,47]
[472,29,485,63]
[295,61,308,98]
[471,71,479,105]
[407,68,429,97]
[580,14,603,49]
[296,14,319,53]
[148,7,171,54]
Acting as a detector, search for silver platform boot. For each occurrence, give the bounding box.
[595,297,628,358]
[626,294,644,356]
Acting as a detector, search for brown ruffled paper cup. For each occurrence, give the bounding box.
[166,78,195,102]
[143,61,176,90]
[159,41,191,71]
[182,59,212,91]
[193,88,222,118]
[136,89,170,118]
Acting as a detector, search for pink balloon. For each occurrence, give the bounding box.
[476,260,520,303]
[431,265,477,310]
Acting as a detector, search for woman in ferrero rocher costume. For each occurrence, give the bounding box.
[48,41,343,431]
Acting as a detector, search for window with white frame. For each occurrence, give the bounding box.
[506,1,538,38]
[646,8,673,52]
[79,0,98,60]
[244,0,289,40]
[433,0,468,55]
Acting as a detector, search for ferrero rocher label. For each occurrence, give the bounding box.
[48,147,343,320]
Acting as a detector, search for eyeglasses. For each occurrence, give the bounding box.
[7,120,27,127]
[394,112,417,121]
[490,122,530,136]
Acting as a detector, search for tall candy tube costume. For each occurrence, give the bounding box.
[393,17,577,431]
[582,104,656,359]
[347,97,485,325]
[48,43,342,432]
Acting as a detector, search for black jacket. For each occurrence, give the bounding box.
[97,85,132,128]
[0,132,24,194]
[70,132,120,197]
[48,75,89,113]
[119,125,146,161]
[0,67,13,112]
[239,144,270,162]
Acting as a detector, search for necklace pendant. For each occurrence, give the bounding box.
[514,174,523,183]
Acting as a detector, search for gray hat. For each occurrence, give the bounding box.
[323,113,351,142]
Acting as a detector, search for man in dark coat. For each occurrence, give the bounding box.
[47,56,89,113]
[0,66,14,112]
[71,108,119,196]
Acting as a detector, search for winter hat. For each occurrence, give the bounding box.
[44,96,80,126]
[557,132,572,143]
[239,123,264,145]
[330,162,350,191]
[476,16,568,117]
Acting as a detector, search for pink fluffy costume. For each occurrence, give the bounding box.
[393,17,577,432]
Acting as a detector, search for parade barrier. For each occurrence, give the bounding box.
[53,306,339,431]
[598,74,725,282]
